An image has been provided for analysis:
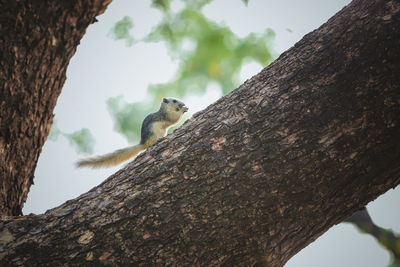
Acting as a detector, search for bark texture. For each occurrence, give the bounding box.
[0,0,112,216]
[1,0,400,266]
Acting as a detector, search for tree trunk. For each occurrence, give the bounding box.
[1,0,400,266]
[0,0,112,216]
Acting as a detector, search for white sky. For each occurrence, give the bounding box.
[23,1,399,266]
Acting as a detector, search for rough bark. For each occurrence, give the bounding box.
[0,0,112,216]
[1,0,400,266]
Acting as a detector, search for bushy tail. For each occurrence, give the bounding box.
[76,144,146,168]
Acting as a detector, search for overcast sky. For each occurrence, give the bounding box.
[23,1,399,266]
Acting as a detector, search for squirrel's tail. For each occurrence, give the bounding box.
[76,144,146,168]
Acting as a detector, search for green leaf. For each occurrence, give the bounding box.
[108,1,277,145]
[241,0,249,6]
[48,120,95,154]
[64,128,95,155]
[108,16,135,47]
[152,0,171,11]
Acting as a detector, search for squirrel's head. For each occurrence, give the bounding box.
[161,97,188,122]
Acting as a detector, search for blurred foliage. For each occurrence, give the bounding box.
[107,96,150,142]
[345,208,400,267]
[108,16,135,46]
[241,0,249,6]
[389,259,400,267]
[49,121,95,155]
[64,128,95,155]
[152,0,173,11]
[108,0,276,143]
[144,7,275,96]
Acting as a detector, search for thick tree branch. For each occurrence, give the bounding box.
[0,0,399,266]
[0,0,112,215]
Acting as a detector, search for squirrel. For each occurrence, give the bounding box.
[76,97,188,168]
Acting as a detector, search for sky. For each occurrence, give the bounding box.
[22,0,399,266]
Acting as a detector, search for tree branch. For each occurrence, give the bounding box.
[346,208,400,260]
[0,0,399,265]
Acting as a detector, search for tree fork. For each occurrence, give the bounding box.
[1,0,400,266]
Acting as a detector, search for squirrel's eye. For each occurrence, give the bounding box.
[176,108,180,111]
[173,99,177,103]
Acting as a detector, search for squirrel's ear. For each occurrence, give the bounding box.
[163,98,169,103]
